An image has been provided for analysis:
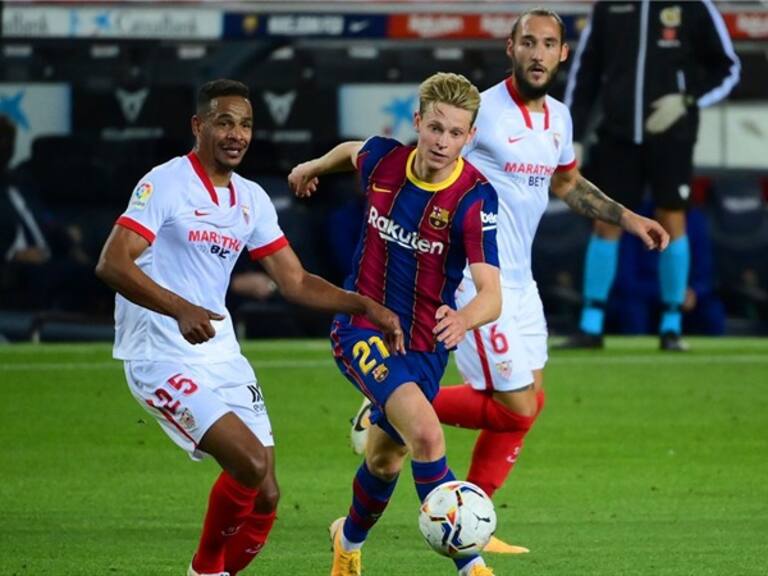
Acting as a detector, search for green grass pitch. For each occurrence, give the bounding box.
[1,338,767,575]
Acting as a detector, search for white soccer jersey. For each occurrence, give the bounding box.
[113,152,287,362]
[464,78,577,288]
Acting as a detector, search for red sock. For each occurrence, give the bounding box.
[467,430,526,497]
[433,384,487,428]
[225,511,277,575]
[436,386,546,497]
[434,384,537,432]
[193,472,258,574]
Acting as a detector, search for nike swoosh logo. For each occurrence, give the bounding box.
[371,183,391,194]
[508,136,525,144]
[194,209,210,216]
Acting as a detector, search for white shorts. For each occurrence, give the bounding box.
[124,355,273,461]
[454,279,548,392]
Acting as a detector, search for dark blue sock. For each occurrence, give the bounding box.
[343,461,398,544]
[659,235,689,334]
[580,235,619,335]
[412,457,477,571]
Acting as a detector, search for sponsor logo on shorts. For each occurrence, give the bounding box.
[248,384,267,414]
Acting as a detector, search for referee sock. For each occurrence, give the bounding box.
[224,510,276,575]
[194,471,258,574]
[659,235,689,335]
[579,235,619,335]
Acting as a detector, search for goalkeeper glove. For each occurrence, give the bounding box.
[645,93,690,134]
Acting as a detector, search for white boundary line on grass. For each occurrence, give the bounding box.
[1,338,768,356]
[2,354,768,372]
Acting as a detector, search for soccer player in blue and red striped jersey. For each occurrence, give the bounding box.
[289,72,501,576]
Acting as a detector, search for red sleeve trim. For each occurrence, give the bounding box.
[249,236,289,260]
[555,159,578,173]
[116,216,156,244]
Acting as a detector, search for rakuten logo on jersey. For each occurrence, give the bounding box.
[481,211,497,225]
[368,206,444,255]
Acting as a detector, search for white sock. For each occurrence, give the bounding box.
[341,530,364,552]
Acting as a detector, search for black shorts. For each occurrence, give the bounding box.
[584,134,694,211]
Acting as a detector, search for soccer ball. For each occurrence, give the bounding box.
[418,480,496,557]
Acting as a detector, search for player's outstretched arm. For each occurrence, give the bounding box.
[433,263,501,349]
[95,226,225,344]
[550,167,670,250]
[260,244,405,354]
[288,140,364,198]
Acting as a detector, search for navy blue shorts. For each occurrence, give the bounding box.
[330,320,447,444]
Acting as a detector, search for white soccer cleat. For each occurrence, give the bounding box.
[350,398,372,455]
[187,562,230,576]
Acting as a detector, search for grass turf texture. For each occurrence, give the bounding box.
[1,338,766,575]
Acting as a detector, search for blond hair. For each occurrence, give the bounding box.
[418,72,481,125]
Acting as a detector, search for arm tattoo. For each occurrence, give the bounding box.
[562,176,624,225]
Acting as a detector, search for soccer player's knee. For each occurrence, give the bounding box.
[514,397,539,419]
[238,452,269,488]
[408,424,445,461]
[366,452,401,481]
[489,400,537,433]
[254,485,280,513]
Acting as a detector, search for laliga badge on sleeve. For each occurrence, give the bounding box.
[129,181,153,210]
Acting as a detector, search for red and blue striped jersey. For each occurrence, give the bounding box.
[344,136,499,353]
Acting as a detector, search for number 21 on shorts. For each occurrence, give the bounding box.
[353,335,390,383]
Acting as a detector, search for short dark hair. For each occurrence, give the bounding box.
[197,79,250,115]
[510,8,565,43]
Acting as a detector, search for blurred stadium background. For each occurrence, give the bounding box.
[1,0,767,342]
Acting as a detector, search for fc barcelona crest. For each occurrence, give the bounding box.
[429,206,450,230]
[373,364,389,383]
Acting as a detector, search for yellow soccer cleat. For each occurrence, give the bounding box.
[329,517,362,576]
[468,564,496,576]
[483,534,530,554]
